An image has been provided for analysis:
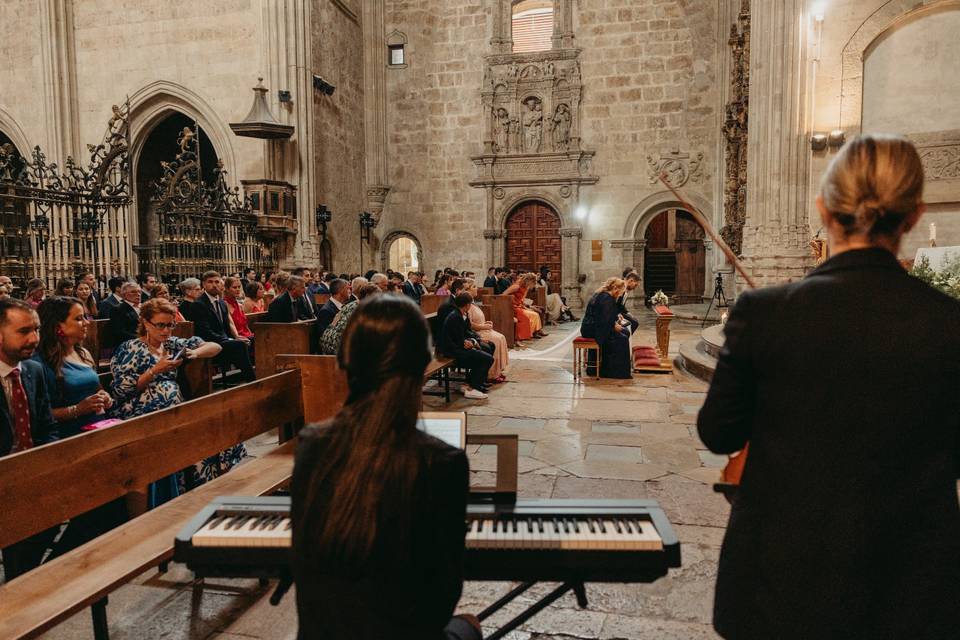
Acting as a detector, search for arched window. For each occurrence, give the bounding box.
[512,1,554,53]
[387,235,420,274]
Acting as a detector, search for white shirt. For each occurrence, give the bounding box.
[331,297,344,310]
[0,360,23,420]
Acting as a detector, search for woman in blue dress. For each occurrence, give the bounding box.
[580,277,632,379]
[35,296,122,553]
[109,298,228,507]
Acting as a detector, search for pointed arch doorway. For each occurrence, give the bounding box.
[505,200,561,289]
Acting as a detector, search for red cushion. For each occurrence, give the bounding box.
[654,305,673,316]
[574,337,598,344]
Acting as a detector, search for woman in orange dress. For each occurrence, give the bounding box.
[504,273,544,340]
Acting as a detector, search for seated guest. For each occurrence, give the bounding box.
[436,279,467,327]
[616,271,640,334]
[24,278,46,308]
[319,284,380,355]
[97,276,125,319]
[309,271,330,296]
[35,297,112,439]
[698,134,960,639]
[261,271,275,292]
[0,279,11,300]
[266,275,316,323]
[438,293,493,400]
[494,267,511,295]
[580,277,632,379]
[537,267,575,323]
[369,272,389,292]
[242,281,266,314]
[107,281,142,348]
[0,299,58,580]
[504,273,545,340]
[191,271,255,383]
[402,271,423,303]
[292,295,482,640]
[224,276,254,339]
[54,278,75,297]
[34,296,124,557]
[349,276,368,303]
[152,284,185,323]
[178,277,202,321]
[431,269,444,290]
[317,279,350,335]
[138,273,158,302]
[272,270,292,296]
[110,298,224,507]
[79,272,102,305]
[74,280,99,320]
[435,274,452,296]
[363,269,377,281]
[465,281,508,382]
[387,272,404,293]
[483,267,498,290]
[243,268,257,285]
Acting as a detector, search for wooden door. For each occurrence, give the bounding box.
[674,211,706,304]
[506,202,561,290]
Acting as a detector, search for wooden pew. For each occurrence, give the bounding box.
[478,287,494,297]
[313,293,330,307]
[526,286,547,309]
[253,320,315,379]
[171,320,194,340]
[96,358,213,402]
[245,310,268,327]
[275,354,347,423]
[0,371,305,640]
[482,294,516,348]
[419,294,445,316]
[83,319,114,370]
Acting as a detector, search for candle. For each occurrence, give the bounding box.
[930,223,937,241]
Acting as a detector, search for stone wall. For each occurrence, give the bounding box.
[312,0,367,273]
[378,0,723,298]
[0,1,43,153]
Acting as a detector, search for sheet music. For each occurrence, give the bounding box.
[417,417,465,449]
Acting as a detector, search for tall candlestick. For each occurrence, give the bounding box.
[930,223,937,241]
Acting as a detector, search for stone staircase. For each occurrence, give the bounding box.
[676,323,724,382]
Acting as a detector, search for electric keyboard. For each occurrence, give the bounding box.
[174,496,680,581]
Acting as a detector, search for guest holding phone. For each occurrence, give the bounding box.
[292,295,482,640]
[109,298,221,507]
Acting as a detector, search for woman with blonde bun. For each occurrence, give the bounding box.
[698,134,960,639]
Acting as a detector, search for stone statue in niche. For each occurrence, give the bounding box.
[493,107,510,154]
[551,103,571,152]
[509,116,521,153]
[522,97,543,153]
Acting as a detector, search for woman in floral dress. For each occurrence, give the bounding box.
[109,298,229,508]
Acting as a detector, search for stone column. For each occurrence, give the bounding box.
[740,0,812,286]
[559,227,583,307]
[363,0,390,221]
[39,0,80,162]
[483,229,504,271]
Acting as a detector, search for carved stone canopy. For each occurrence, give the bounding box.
[646,149,706,188]
[230,78,294,140]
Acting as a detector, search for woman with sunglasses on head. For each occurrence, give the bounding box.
[109,298,221,507]
[292,295,481,640]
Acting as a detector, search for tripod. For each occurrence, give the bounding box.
[702,272,728,328]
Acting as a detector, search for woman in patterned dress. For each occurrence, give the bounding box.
[109,298,227,508]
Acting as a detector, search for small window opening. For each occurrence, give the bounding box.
[512,0,554,53]
[388,44,405,66]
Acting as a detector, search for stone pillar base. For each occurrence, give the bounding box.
[737,250,812,291]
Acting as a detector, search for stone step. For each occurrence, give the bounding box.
[677,323,725,383]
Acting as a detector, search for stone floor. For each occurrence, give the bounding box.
[39,311,727,640]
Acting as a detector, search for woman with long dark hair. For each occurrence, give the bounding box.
[291,295,481,640]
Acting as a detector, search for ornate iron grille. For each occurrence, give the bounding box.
[142,125,276,282]
[0,104,132,291]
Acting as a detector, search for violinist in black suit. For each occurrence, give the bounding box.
[291,295,481,640]
[0,299,58,580]
[192,271,255,382]
[698,135,960,639]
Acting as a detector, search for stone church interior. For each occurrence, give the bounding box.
[0,1,958,639]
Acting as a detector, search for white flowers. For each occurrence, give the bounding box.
[910,255,960,299]
[649,290,670,307]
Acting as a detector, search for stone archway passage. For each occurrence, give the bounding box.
[506,201,561,289]
[643,209,705,304]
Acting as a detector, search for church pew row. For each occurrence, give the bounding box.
[85,320,196,373]
[0,370,305,640]
[527,286,547,309]
[419,293,445,315]
[253,319,315,379]
[482,294,516,348]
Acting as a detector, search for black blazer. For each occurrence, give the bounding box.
[266,292,314,323]
[107,302,139,347]
[97,294,120,319]
[483,275,498,289]
[316,299,340,335]
[495,277,511,295]
[697,248,960,639]
[438,309,478,359]
[401,281,422,303]
[291,422,469,640]
[0,360,57,457]
[191,294,233,344]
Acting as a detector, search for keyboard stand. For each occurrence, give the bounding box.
[478,580,588,640]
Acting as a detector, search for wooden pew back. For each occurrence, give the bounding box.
[275,354,347,423]
[253,320,315,379]
[0,370,304,549]
[482,294,516,347]
[419,294,446,315]
[96,358,213,403]
[314,293,331,307]
[526,286,547,308]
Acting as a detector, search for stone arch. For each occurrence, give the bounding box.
[496,190,572,229]
[840,0,960,131]
[622,189,713,239]
[379,228,424,273]
[0,107,32,156]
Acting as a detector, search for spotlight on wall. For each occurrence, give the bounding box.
[313,75,336,96]
[574,206,588,220]
[828,129,846,148]
[810,133,828,152]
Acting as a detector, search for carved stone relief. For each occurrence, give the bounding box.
[721,0,750,256]
[918,145,960,181]
[646,149,705,188]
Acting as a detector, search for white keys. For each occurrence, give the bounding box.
[192,514,292,548]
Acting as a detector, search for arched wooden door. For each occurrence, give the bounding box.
[643,208,705,304]
[505,201,561,290]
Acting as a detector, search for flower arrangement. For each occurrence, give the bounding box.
[649,290,670,307]
[909,255,960,300]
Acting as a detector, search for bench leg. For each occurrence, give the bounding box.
[91,597,109,640]
[444,368,451,403]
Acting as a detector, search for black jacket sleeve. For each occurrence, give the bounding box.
[24,360,57,446]
[696,290,756,454]
[438,311,467,357]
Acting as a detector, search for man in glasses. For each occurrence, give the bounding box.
[106,281,142,348]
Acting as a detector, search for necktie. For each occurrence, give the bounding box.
[8,369,33,452]
[214,299,223,325]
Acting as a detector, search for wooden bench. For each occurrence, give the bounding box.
[0,371,305,640]
[96,358,214,403]
[526,286,547,309]
[275,354,347,423]
[424,356,456,403]
[419,293,446,316]
[481,294,516,348]
[244,310,268,327]
[253,320,315,379]
[313,293,330,307]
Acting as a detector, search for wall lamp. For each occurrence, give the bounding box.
[810,129,845,151]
